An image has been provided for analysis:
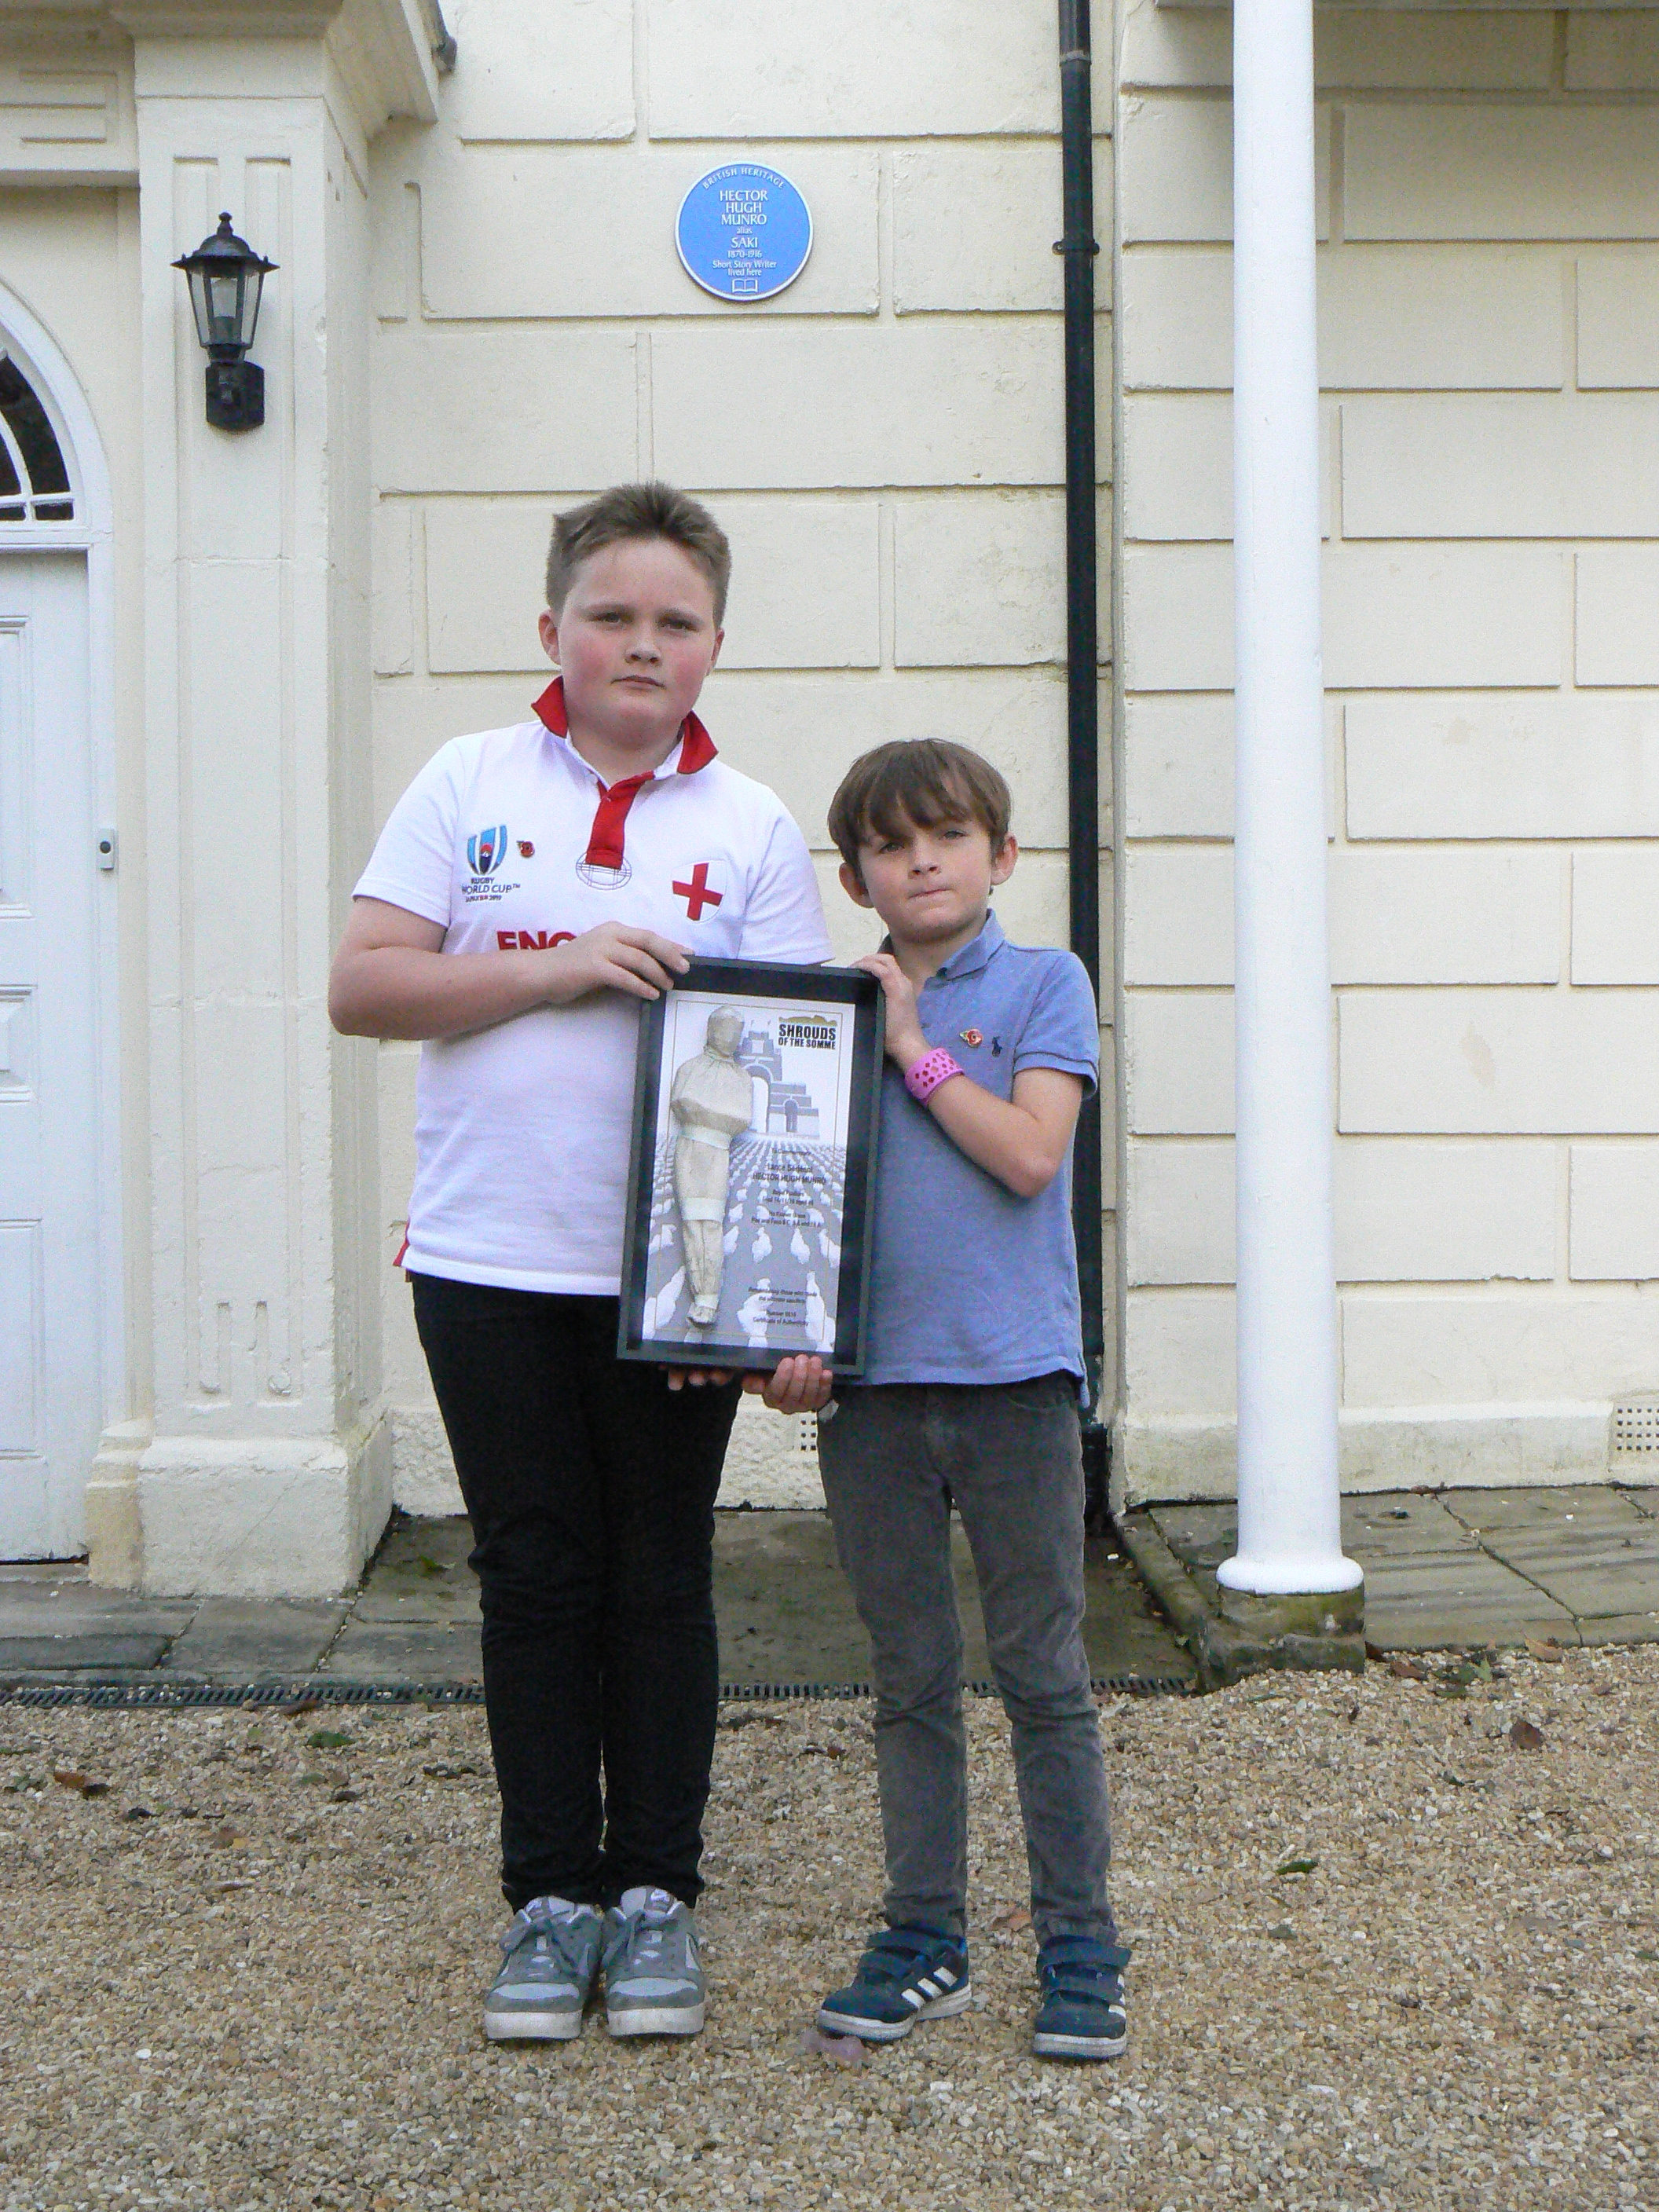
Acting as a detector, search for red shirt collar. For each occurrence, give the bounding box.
[532,676,717,777]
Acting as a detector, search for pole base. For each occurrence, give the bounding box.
[1216,1583,1364,1639]
[1116,1509,1367,1690]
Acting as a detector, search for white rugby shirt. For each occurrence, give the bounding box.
[354,679,833,1295]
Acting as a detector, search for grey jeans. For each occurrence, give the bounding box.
[816,1374,1119,1946]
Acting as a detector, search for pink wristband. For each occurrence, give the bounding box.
[905,1047,964,1104]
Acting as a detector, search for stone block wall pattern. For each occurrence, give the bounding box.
[365,0,1116,1511]
[1113,1,1659,1505]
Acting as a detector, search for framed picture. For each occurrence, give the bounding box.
[617,958,884,1375]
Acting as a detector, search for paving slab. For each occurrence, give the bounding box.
[318,1619,483,1684]
[1579,1610,1659,1646]
[1342,1492,1478,1556]
[372,1516,475,1573]
[18,1485,1659,1691]
[1360,1555,1577,1650]
[1144,1501,1236,1571]
[713,1511,1193,1688]
[1438,1485,1659,1625]
[1076,1543,1199,1684]
[1137,1485,1659,1657]
[351,1583,482,1626]
[713,1511,873,1686]
[163,1599,350,1681]
[1481,1534,1659,1629]
[0,1588,197,1637]
[1442,1485,1652,1534]
[0,1634,172,1671]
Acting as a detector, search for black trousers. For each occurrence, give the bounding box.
[411,1273,740,1912]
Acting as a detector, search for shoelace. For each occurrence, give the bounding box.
[504,1899,590,1968]
[628,1892,680,1966]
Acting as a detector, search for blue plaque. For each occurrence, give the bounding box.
[676,163,813,303]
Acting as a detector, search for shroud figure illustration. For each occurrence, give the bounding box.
[670,1008,754,1325]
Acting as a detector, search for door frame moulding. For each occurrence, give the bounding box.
[0,277,123,1546]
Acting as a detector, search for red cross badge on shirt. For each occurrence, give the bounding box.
[672,862,723,921]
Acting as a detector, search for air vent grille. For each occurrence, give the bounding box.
[1612,1398,1659,1456]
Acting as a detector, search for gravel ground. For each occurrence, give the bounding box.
[2,1645,1657,2212]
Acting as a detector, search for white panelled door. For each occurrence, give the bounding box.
[0,553,102,1557]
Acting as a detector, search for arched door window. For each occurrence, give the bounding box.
[0,354,73,521]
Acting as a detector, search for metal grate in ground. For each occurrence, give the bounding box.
[0,1673,1196,1708]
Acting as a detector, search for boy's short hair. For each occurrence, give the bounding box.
[546,482,732,625]
[827,739,1013,878]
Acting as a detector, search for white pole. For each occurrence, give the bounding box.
[1218,0,1361,1610]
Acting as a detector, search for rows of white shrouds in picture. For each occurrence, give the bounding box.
[643,1136,844,1349]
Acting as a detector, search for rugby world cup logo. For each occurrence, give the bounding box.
[467,824,508,877]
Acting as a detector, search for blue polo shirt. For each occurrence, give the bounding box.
[859,910,1098,1389]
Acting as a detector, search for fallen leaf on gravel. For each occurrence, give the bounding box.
[1387,1657,1428,1681]
[991,1906,1032,1932]
[1276,1856,1320,1877]
[1636,1950,1658,1963]
[1525,1638,1566,1663]
[52,1770,110,1797]
[422,1763,479,1780]
[280,1697,321,1718]
[1390,1990,1422,2009]
[121,1807,152,1822]
[1269,1923,1296,1941]
[1511,1719,1546,1751]
[307,1729,351,1752]
[797,2026,866,2068]
[331,1787,361,1804]
[214,1880,253,1894]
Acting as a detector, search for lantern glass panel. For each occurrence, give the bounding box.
[185,269,213,353]
[207,270,246,348]
[237,268,266,349]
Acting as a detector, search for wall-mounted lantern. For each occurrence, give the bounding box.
[173,213,277,431]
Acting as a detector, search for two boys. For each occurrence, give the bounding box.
[331,482,1125,2063]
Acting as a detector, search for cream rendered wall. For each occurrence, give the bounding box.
[1115,2,1659,1501]
[365,0,1116,1511]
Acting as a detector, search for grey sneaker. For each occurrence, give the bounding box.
[602,1886,706,2037]
[483,1895,603,2042]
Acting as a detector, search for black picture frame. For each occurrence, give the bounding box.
[617,958,884,1375]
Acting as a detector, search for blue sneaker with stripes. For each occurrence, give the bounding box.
[816,1925,972,2043]
[1032,1935,1130,2060]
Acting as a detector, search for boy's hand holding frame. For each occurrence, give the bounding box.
[665,1352,834,1412]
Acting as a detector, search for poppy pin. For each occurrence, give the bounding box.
[518,840,535,859]
[959,1028,984,1048]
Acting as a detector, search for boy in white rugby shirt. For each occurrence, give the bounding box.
[331,485,833,2044]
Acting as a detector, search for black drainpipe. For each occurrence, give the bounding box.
[1056,1,1109,1529]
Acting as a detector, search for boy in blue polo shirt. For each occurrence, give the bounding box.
[812,738,1128,2062]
